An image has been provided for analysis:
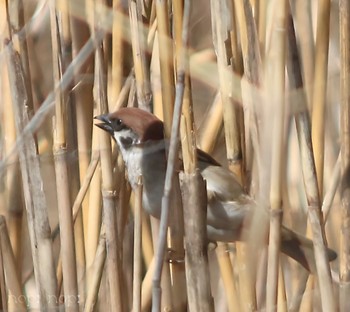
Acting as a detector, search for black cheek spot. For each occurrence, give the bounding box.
[120,136,133,147]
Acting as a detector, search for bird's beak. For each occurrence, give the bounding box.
[94,114,113,134]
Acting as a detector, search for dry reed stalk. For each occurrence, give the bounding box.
[0,216,26,311]
[5,0,31,276]
[2,58,23,275]
[69,3,95,264]
[257,0,267,58]
[150,217,173,311]
[129,0,152,111]
[295,0,315,108]
[155,0,175,136]
[0,234,7,312]
[110,0,125,108]
[174,1,212,310]
[95,43,123,312]
[277,264,287,312]
[150,34,163,118]
[311,0,331,197]
[141,257,155,311]
[60,1,87,302]
[215,243,240,312]
[339,0,350,309]
[6,41,58,311]
[286,8,335,312]
[265,0,287,309]
[50,1,79,309]
[84,234,107,312]
[86,131,103,287]
[6,0,34,112]
[180,172,213,312]
[133,177,143,312]
[232,1,262,310]
[198,93,223,154]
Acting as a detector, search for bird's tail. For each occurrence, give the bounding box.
[280,226,337,273]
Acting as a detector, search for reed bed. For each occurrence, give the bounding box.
[0,0,346,311]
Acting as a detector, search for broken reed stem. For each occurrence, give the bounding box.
[181,172,213,312]
[339,0,350,309]
[265,0,287,310]
[84,234,107,312]
[95,42,123,312]
[198,93,223,154]
[6,41,58,311]
[129,0,152,111]
[133,177,143,312]
[286,8,335,312]
[210,0,242,178]
[0,216,26,311]
[311,0,331,198]
[50,1,79,309]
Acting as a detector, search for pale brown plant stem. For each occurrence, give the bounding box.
[50,1,79,309]
[232,1,262,310]
[129,0,152,111]
[95,42,123,312]
[0,216,26,311]
[69,4,94,283]
[6,42,57,311]
[286,8,335,312]
[295,0,315,109]
[155,0,175,136]
[84,234,107,312]
[110,0,125,108]
[339,0,350,310]
[0,234,7,312]
[133,178,143,312]
[311,0,331,198]
[265,1,287,309]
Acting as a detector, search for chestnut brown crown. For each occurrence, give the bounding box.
[95,107,164,143]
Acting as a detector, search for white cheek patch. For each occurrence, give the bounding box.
[113,129,140,148]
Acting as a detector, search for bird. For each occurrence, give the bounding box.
[94,107,337,272]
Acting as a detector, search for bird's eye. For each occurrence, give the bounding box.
[113,118,125,131]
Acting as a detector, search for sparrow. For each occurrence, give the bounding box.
[95,107,337,272]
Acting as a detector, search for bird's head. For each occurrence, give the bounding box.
[94,107,165,149]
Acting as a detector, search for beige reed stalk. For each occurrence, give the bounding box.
[210,0,242,178]
[133,178,143,312]
[175,1,213,311]
[86,130,103,287]
[311,0,331,198]
[129,0,152,111]
[0,216,26,311]
[6,0,34,276]
[95,44,123,312]
[210,1,244,310]
[84,234,107,312]
[6,42,58,310]
[295,0,315,108]
[110,0,125,108]
[155,0,175,136]
[0,234,7,312]
[69,1,95,270]
[50,1,79,309]
[198,93,223,154]
[265,1,287,309]
[339,0,350,310]
[232,1,262,310]
[286,8,335,312]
